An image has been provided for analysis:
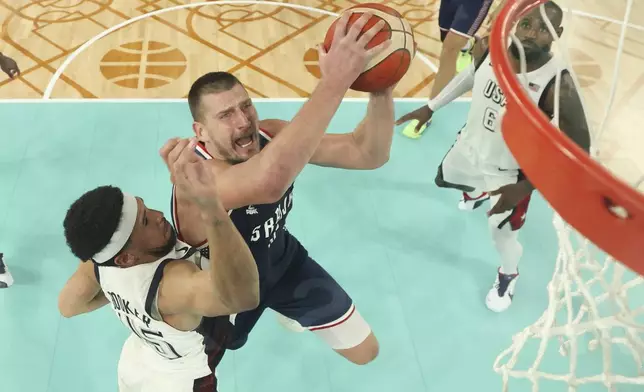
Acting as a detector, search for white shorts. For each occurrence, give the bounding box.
[437,137,532,231]
[117,335,215,392]
[439,136,522,193]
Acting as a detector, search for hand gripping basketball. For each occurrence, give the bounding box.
[159,138,221,210]
[318,11,391,89]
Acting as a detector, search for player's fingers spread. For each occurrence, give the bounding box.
[366,38,391,59]
[358,19,385,47]
[346,12,372,41]
[333,11,351,41]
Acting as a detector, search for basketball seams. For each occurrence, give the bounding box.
[325,4,415,92]
[348,8,401,21]
[399,18,415,53]
[358,49,411,89]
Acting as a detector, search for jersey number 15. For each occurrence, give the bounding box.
[123,314,182,360]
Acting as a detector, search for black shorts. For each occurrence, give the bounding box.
[229,232,354,346]
[439,0,494,38]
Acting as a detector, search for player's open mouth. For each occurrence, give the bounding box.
[235,136,253,148]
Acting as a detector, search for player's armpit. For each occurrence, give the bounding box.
[58,260,108,318]
[542,72,591,153]
[157,260,253,320]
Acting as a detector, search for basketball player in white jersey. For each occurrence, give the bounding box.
[164,12,394,365]
[58,140,259,391]
[396,1,591,312]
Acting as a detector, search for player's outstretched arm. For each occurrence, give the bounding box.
[207,13,391,210]
[309,86,395,169]
[158,139,259,320]
[395,37,488,131]
[260,86,395,170]
[58,261,110,318]
[541,71,591,153]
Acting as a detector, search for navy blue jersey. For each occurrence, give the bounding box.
[171,130,296,285]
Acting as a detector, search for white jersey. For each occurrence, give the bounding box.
[459,49,566,170]
[96,241,214,379]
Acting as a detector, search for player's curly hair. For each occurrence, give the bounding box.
[188,72,242,122]
[63,185,126,264]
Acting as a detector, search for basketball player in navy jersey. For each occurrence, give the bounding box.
[396,1,591,312]
[58,146,259,391]
[0,52,20,79]
[0,53,19,288]
[162,13,393,365]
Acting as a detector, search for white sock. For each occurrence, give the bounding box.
[490,224,521,275]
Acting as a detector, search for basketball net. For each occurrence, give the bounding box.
[489,0,644,390]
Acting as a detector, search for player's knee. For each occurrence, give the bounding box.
[315,306,378,365]
[335,332,379,365]
[441,32,470,54]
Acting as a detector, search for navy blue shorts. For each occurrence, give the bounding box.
[438,0,494,39]
[229,232,354,347]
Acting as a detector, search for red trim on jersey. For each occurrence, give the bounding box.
[258,128,273,140]
[309,304,356,331]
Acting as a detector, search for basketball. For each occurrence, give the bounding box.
[323,3,415,92]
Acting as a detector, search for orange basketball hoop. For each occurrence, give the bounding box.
[489,0,644,275]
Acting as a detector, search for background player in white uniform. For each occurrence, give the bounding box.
[401,0,506,138]
[165,13,392,365]
[58,141,259,392]
[396,1,591,312]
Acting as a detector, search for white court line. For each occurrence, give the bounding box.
[564,7,644,32]
[5,1,640,101]
[42,0,438,99]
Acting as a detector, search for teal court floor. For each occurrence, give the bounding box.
[0,100,641,392]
